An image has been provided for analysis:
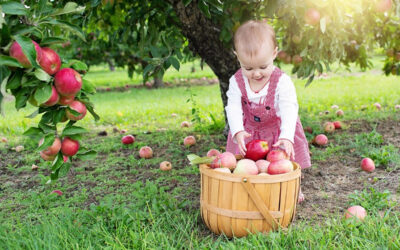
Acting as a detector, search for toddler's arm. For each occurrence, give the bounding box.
[225,76,245,143]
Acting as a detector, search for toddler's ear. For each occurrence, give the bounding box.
[272,47,278,60]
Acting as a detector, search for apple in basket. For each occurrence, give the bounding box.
[267,149,288,162]
[245,139,269,161]
[255,160,270,174]
[233,159,258,175]
[267,159,294,175]
[210,152,236,170]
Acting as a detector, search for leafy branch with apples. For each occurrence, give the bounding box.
[0,1,99,182]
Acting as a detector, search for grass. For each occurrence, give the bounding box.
[1,58,400,248]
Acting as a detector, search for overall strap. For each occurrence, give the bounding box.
[234,69,249,102]
[263,67,283,107]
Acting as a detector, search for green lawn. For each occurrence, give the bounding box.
[0,59,400,248]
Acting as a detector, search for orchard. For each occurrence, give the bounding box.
[0,0,400,248]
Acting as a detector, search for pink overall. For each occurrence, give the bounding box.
[226,68,311,169]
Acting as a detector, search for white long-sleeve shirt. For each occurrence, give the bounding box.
[225,69,299,143]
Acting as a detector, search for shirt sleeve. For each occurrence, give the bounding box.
[276,74,299,143]
[225,75,244,142]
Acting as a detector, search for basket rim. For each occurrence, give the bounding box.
[199,162,301,183]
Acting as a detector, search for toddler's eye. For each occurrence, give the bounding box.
[245,68,252,71]
[260,66,267,69]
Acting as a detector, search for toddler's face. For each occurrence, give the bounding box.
[236,42,277,85]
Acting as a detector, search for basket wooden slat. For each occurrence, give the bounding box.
[199,162,301,238]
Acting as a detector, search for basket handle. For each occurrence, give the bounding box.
[241,177,280,230]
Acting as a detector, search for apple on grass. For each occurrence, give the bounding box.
[160,161,172,171]
[233,159,258,175]
[211,152,236,170]
[139,146,153,159]
[333,121,343,129]
[121,135,135,144]
[313,134,328,146]
[206,149,220,157]
[361,158,375,172]
[267,159,293,175]
[345,205,367,220]
[324,122,335,133]
[184,136,196,146]
[245,139,269,161]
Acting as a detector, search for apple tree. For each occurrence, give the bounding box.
[0,1,99,182]
[79,0,399,108]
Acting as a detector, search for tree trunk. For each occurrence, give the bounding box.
[153,77,164,88]
[167,0,239,110]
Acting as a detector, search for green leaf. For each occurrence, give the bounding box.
[37,133,55,151]
[183,0,192,7]
[187,154,214,165]
[86,104,100,121]
[0,66,11,116]
[14,88,30,110]
[1,1,27,15]
[25,109,39,119]
[23,127,43,137]
[34,84,52,104]
[40,37,66,45]
[67,59,88,71]
[38,121,56,133]
[58,163,71,177]
[168,56,180,71]
[198,0,211,18]
[62,126,88,136]
[51,154,64,171]
[76,150,97,161]
[34,68,51,82]
[143,64,155,77]
[45,19,86,41]
[13,35,39,68]
[51,2,85,16]
[53,108,66,124]
[305,74,315,87]
[6,70,23,89]
[82,79,96,94]
[0,55,23,68]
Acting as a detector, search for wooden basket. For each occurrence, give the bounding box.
[199,162,301,238]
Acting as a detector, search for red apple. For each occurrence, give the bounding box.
[304,126,313,134]
[256,159,270,173]
[233,159,258,175]
[44,85,60,107]
[58,95,75,105]
[277,51,287,61]
[39,137,61,156]
[139,146,153,159]
[54,68,82,97]
[267,149,289,162]
[313,134,328,146]
[63,155,69,162]
[292,55,303,65]
[66,100,87,121]
[61,137,79,156]
[9,40,42,68]
[121,135,135,144]
[39,47,61,75]
[40,151,56,161]
[245,139,269,161]
[51,190,63,196]
[305,8,321,25]
[375,0,392,12]
[211,152,237,170]
[361,158,375,172]
[336,109,344,116]
[333,121,343,129]
[180,121,190,128]
[345,205,367,220]
[206,149,221,157]
[324,122,335,133]
[183,136,196,146]
[374,103,382,110]
[267,159,293,175]
[160,161,172,171]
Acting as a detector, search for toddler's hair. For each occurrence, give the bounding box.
[234,20,277,58]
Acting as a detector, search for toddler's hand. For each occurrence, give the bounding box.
[273,139,295,160]
[235,131,251,156]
